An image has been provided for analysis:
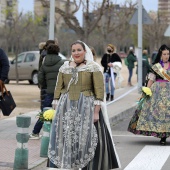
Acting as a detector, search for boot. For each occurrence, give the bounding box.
[160,137,166,145]
[111,95,114,101]
[106,93,110,101]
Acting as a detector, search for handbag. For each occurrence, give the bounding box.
[0,83,16,116]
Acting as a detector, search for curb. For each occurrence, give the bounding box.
[110,105,137,127]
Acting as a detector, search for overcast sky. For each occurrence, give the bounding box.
[18,0,158,13]
[18,0,158,25]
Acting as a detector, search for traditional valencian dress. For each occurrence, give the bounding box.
[128,63,170,138]
[48,60,120,169]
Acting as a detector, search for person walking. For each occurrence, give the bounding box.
[126,47,136,86]
[128,44,170,145]
[142,50,150,86]
[47,40,121,169]
[29,41,63,139]
[101,44,122,101]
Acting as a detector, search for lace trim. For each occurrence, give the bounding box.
[148,72,156,81]
[94,100,102,105]
[59,61,102,74]
[48,105,98,168]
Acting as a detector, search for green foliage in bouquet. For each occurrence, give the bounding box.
[37,109,55,122]
[137,87,152,109]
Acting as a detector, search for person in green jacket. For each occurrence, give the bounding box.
[127,47,136,86]
[142,50,151,86]
[29,44,65,139]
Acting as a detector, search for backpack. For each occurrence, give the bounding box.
[124,57,129,66]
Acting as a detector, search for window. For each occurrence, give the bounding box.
[13,54,25,64]
[25,53,35,62]
[7,1,13,7]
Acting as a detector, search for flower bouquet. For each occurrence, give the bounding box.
[137,87,152,109]
[37,109,55,122]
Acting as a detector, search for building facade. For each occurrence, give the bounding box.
[0,0,18,27]
[158,0,170,24]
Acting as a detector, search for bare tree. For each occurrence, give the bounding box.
[98,0,137,50]
[40,0,107,43]
[143,11,169,54]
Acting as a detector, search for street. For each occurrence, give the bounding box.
[112,115,170,170]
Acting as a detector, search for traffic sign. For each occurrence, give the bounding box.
[129,7,153,25]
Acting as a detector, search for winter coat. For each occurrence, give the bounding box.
[38,54,64,94]
[38,49,47,70]
[142,54,151,84]
[101,53,122,75]
[127,52,136,69]
[0,48,10,81]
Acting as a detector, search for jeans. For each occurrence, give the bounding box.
[104,72,116,95]
[33,93,54,134]
[128,67,133,83]
[40,89,47,111]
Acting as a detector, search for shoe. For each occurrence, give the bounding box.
[128,82,133,86]
[106,93,110,101]
[29,133,40,140]
[110,95,114,101]
[160,137,166,145]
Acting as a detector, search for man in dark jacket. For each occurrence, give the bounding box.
[101,44,122,101]
[29,44,65,139]
[0,48,10,89]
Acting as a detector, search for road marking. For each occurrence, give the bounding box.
[107,86,137,105]
[124,145,170,170]
[112,134,149,138]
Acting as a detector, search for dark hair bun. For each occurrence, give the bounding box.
[47,44,60,54]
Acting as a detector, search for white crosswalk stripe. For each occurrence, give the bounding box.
[124,145,170,170]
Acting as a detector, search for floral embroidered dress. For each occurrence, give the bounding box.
[48,61,120,169]
[128,63,170,138]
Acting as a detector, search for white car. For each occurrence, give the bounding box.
[6,51,66,85]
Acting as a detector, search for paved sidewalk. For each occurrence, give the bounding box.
[0,85,140,170]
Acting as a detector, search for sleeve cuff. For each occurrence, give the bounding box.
[52,99,58,106]
[94,100,102,105]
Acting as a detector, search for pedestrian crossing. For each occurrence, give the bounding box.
[124,145,170,170]
[112,134,170,170]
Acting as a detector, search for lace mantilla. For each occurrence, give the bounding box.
[59,61,102,74]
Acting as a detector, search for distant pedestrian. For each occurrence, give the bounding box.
[38,40,56,70]
[38,43,64,110]
[29,40,61,140]
[142,50,151,86]
[126,47,136,86]
[128,44,170,146]
[101,44,122,101]
[151,48,158,65]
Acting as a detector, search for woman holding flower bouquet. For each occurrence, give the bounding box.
[47,40,120,169]
[128,44,170,145]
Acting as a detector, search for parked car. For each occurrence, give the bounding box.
[6,51,66,85]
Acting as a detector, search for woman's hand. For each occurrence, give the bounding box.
[94,111,99,122]
[93,105,101,122]
[108,63,113,67]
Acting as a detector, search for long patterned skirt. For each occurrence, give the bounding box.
[48,93,119,169]
[128,82,170,138]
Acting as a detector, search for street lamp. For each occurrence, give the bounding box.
[138,0,142,90]
[49,0,55,40]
